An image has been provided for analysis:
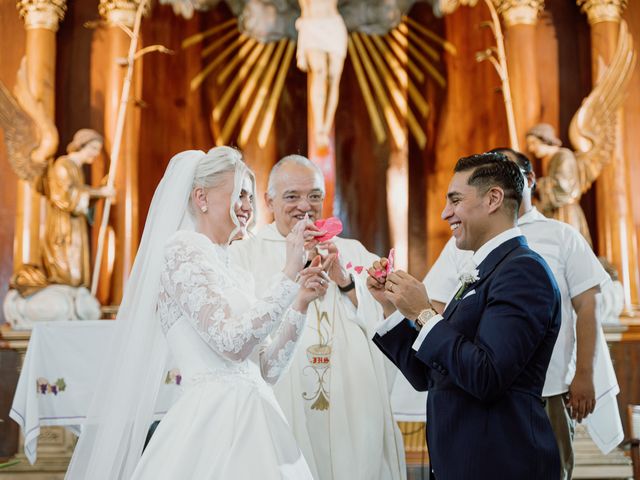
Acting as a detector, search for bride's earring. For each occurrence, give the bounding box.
[200,205,208,213]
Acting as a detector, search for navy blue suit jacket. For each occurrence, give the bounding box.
[374,236,561,480]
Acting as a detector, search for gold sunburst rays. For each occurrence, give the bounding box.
[184,16,450,150]
[184,20,295,148]
[348,19,451,149]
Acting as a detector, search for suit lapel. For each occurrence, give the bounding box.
[443,236,527,320]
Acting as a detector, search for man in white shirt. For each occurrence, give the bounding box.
[230,155,405,480]
[424,148,610,479]
[370,152,561,479]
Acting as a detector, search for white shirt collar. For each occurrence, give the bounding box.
[258,222,287,241]
[518,206,546,226]
[471,226,522,267]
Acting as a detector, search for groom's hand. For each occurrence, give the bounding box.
[367,259,395,317]
[384,271,431,321]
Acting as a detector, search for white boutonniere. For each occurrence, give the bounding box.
[454,268,480,300]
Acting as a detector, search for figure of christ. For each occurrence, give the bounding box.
[296,0,348,149]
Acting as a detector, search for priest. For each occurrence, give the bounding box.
[230,154,405,480]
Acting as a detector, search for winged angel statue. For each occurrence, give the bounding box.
[526,21,636,246]
[0,59,58,184]
[1,60,104,327]
[160,0,472,149]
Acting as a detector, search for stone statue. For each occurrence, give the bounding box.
[0,58,58,182]
[525,124,593,244]
[42,129,114,288]
[0,63,107,326]
[295,0,347,149]
[526,22,636,245]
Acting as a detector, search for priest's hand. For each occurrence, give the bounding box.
[293,255,329,312]
[315,242,350,288]
[283,215,315,280]
[367,259,395,317]
[384,271,431,321]
[302,222,326,251]
[566,372,596,422]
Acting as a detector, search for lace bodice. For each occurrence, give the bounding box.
[157,231,307,384]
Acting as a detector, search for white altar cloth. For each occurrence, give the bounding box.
[9,321,182,465]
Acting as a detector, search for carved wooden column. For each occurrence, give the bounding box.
[94,0,144,306]
[492,0,543,150]
[578,0,639,309]
[14,0,66,274]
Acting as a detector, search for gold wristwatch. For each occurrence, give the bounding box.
[415,307,438,330]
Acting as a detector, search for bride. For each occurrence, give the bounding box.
[66,147,327,479]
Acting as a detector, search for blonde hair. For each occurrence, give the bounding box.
[189,146,256,243]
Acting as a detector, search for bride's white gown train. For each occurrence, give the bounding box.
[131,231,313,479]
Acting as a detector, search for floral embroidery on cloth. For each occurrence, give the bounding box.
[36,377,66,395]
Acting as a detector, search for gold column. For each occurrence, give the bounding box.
[95,0,144,305]
[492,0,544,150]
[578,0,639,309]
[14,0,66,273]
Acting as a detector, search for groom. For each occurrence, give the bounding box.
[369,152,561,479]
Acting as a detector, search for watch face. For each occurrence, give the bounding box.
[419,309,436,324]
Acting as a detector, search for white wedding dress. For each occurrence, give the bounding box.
[131,230,314,479]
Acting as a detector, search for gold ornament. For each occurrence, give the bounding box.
[577,0,628,25]
[16,0,66,31]
[491,0,544,26]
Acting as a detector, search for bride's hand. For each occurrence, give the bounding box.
[283,215,322,281]
[293,256,329,313]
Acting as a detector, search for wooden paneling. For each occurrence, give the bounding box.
[55,0,94,150]
[426,4,510,266]
[334,54,392,257]
[408,3,446,279]
[0,348,19,459]
[137,4,214,234]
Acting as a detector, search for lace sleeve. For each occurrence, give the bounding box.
[159,239,299,362]
[260,308,307,384]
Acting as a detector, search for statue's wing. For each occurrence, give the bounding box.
[0,80,43,182]
[0,58,59,182]
[569,20,636,194]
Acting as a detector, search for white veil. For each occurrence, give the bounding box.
[66,150,204,480]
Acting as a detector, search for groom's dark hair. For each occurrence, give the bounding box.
[454,151,524,217]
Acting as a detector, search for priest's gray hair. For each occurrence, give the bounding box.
[266,154,325,199]
[189,146,256,241]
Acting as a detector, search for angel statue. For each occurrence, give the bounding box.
[0,62,106,328]
[526,21,636,246]
[41,129,114,288]
[0,59,58,183]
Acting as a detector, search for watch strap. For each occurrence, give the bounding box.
[338,274,356,293]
